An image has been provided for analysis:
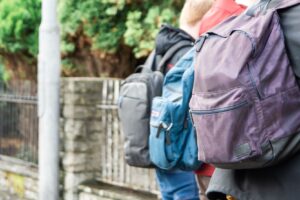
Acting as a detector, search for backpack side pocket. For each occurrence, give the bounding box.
[149,97,181,170]
[118,80,152,167]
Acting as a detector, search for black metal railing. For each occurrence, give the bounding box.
[0,81,38,164]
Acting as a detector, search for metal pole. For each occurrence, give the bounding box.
[38,0,60,199]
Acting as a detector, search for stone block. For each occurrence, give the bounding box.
[64,119,87,139]
[78,181,158,200]
[79,192,111,200]
[86,121,103,132]
[63,78,103,94]
[64,93,102,106]
[63,153,87,167]
[24,177,38,193]
[63,105,95,119]
[64,190,79,200]
[87,132,103,142]
[24,190,37,200]
[64,172,93,190]
[64,140,90,153]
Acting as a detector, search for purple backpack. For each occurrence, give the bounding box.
[189,0,300,169]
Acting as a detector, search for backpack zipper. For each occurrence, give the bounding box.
[196,30,255,54]
[153,122,173,145]
[190,101,249,115]
[247,64,262,100]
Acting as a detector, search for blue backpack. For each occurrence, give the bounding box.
[149,48,202,171]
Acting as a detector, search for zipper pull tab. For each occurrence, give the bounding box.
[196,34,208,52]
[166,131,171,145]
[156,123,163,138]
[184,118,188,129]
[165,123,173,145]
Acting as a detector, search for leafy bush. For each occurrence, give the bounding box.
[0,0,41,81]
[59,0,183,57]
[0,61,9,81]
[0,0,184,78]
[0,0,41,57]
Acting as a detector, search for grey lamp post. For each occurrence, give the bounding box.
[38,0,60,199]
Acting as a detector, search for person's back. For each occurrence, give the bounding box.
[193,1,247,200]
[205,1,300,199]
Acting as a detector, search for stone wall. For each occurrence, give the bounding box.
[78,180,158,200]
[0,77,158,200]
[61,78,105,200]
[0,156,38,200]
[60,77,158,200]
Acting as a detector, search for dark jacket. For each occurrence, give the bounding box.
[153,24,194,74]
[206,1,300,199]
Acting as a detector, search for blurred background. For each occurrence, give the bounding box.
[0,0,185,199]
[0,0,185,81]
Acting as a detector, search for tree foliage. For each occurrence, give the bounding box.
[0,0,184,79]
[59,0,184,58]
[0,61,9,82]
[0,0,41,57]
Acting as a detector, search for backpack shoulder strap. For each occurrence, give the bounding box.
[246,0,271,16]
[156,40,193,73]
[246,0,300,16]
[271,0,300,10]
[143,50,156,71]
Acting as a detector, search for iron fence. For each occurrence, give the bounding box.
[0,81,38,164]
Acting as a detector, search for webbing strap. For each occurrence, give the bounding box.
[157,41,193,73]
[246,0,300,16]
[271,0,300,10]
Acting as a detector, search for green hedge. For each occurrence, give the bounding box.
[0,0,184,78]
[0,0,41,57]
[59,0,183,57]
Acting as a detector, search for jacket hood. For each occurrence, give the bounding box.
[155,24,195,56]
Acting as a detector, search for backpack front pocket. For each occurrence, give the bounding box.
[189,87,261,167]
[149,97,182,170]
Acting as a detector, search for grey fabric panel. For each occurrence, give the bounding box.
[119,82,152,167]
[207,132,300,199]
[207,148,300,200]
[269,1,300,84]
[213,133,300,169]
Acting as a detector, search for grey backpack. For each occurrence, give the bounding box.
[118,30,194,167]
